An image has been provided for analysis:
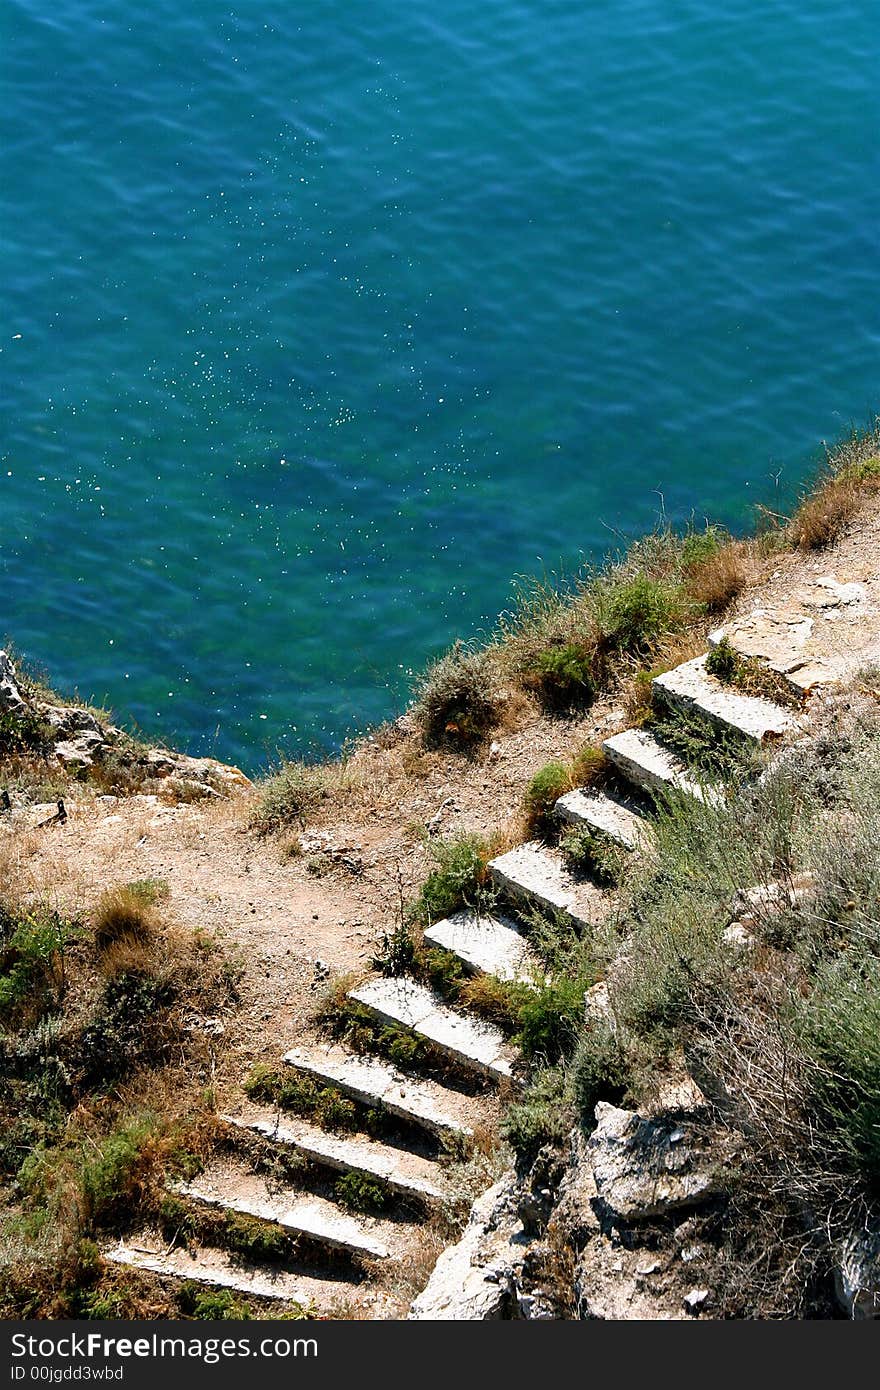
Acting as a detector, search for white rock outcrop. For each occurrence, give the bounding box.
[409,1175,526,1319]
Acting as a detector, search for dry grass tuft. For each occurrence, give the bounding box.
[92,885,157,953]
[790,424,880,550]
[683,539,748,611]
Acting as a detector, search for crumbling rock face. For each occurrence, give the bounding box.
[411,1094,735,1320]
[587,1101,728,1223]
[0,651,26,713]
[0,648,250,790]
[408,1174,527,1320]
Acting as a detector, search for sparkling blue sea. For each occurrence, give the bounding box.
[2,0,878,770]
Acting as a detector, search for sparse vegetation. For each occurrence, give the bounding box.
[524,643,597,712]
[412,642,505,747]
[409,833,492,926]
[790,423,880,549]
[334,1171,389,1215]
[559,826,626,887]
[523,762,571,834]
[243,1065,359,1133]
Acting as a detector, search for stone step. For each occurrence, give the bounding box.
[423,908,540,984]
[348,977,517,1083]
[172,1165,394,1260]
[602,728,714,802]
[283,1045,474,1140]
[488,841,610,930]
[554,787,651,851]
[103,1236,365,1311]
[221,1106,448,1204]
[652,654,795,743]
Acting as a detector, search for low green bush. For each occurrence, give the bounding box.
[334,1171,389,1214]
[410,833,489,926]
[597,574,683,654]
[559,826,626,887]
[523,762,570,834]
[252,761,328,832]
[526,643,596,712]
[501,1067,572,1162]
[413,643,503,747]
[515,974,594,1063]
[569,1022,629,1124]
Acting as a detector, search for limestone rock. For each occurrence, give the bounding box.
[408,1174,526,1320]
[43,705,107,767]
[574,1234,685,1319]
[550,1128,602,1248]
[587,1102,726,1221]
[0,651,25,713]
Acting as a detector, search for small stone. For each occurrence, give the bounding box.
[683,1288,710,1314]
[680,1244,705,1264]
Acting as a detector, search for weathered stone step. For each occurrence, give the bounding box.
[652,654,795,743]
[554,787,651,851]
[283,1045,474,1139]
[103,1236,364,1311]
[488,841,610,930]
[423,908,539,984]
[602,728,714,802]
[348,977,517,1082]
[172,1165,394,1260]
[221,1106,448,1204]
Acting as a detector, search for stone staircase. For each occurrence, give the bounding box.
[103,636,801,1317]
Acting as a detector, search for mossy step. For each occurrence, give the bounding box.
[554,787,651,851]
[488,841,611,930]
[103,1236,366,1311]
[348,977,517,1082]
[282,1045,474,1139]
[171,1164,394,1260]
[423,908,540,984]
[602,728,716,802]
[221,1106,448,1203]
[652,654,796,743]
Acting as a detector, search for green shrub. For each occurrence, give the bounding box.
[502,1067,572,1162]
[0,708,52,758]
[569,744,607,788]
[705,637,739,683]
[649,705,750,781]
[413,643,503,747]
[252,761,328,832]
[243,1066,359,1133]
[514,975,594,1062]
[179,1285,252,1321]
[460,973,530,1033]
[0,911,74,1025]
[19,1114,157,1228]
[559,827,626,887]
[597,575,683,654]
[523,762,570,833]
[797,952,880,1191]
[423,946,466,998]
[371,922,418,977]
[76,972,175,1087]
[569,1022,629,1124]
[526,643,596,711]
[680,526,726,569]
[223,1212,289,1262]
[410,834,488,926]
[334,1171,389,1214]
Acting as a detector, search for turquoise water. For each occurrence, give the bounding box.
[3,1,877,771]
